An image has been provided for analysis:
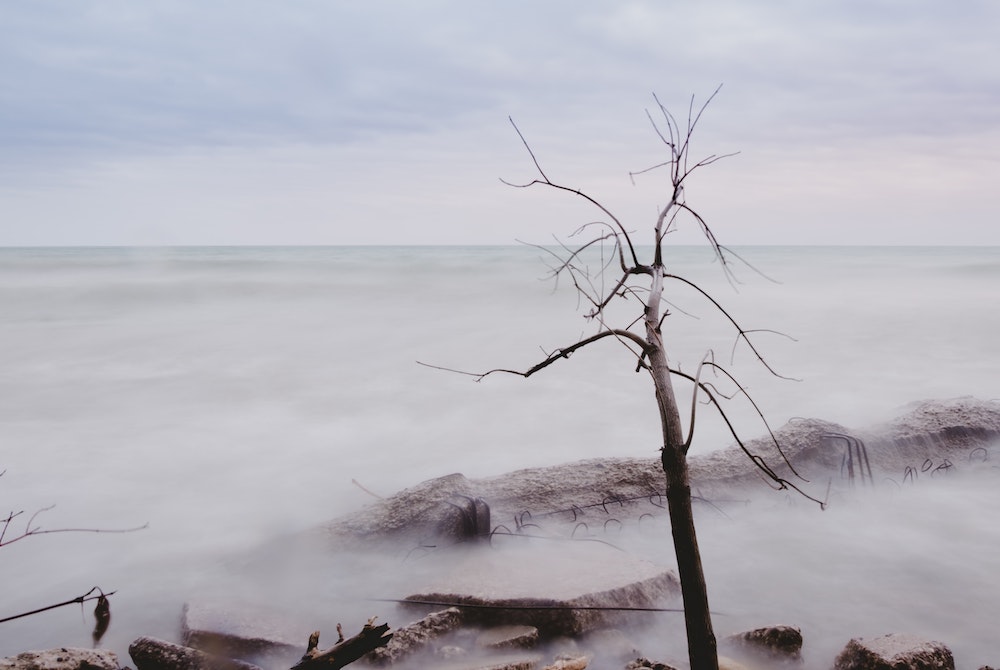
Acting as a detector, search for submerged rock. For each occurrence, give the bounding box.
[723,624,803,662]
[540,654,590,670]
[403,541,679,637]
[833,633,954,670]
[321,473,480,548]
[129,636,264,670]
[860,396,1000,476]
[577,629,641,665]
[475,626,540,650]
[367,607,464,666]
[315,397,1000,547]
[625,658,680,670]
[182,601,302,665]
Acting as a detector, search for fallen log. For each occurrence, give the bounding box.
[291,618,392,670]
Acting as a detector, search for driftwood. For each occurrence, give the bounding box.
[291,618,392,670]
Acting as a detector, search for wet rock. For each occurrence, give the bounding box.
[858,397,1000,477]
[624,658,680,670]
[320,473,480,548]
[181,601,302,665]
[541,654,589,670]
[405,541,679,637]
[475,626,540,650]
[367,607,464,665]
[129,636,264,670]
[723,624,803,662]
[833,633,954,670]
[0,648,120,670]
[578,629,640,664]
[688,418,851,498]
[313,397,1000,547]
[434,645,468,660]
[435,653,543,670]
[466,660,539,670]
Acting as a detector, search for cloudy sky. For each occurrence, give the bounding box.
[1,1,998,246]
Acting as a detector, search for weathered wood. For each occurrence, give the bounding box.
[290,620,392,670]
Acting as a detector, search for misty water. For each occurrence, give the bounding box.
[1,246,998,668]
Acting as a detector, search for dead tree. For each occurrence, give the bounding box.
[424,89,821,670]
[291,619,393,670]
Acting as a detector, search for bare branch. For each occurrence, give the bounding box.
[0,587,115,625]
[716,245,782,284]
[670,367,824,508]
[663,273,800,380]
[696,360,807,480]
[0,505,148,549]
[504,118,641,268]
[508,115,551,183]
[729,328,798,367]
[418,329,649,382]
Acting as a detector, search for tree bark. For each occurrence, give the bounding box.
[661,444,718,670]
[646,294,719,670]
[291,622,392,670]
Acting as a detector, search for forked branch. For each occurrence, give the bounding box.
[418,328,649,381]
[504,118,642,269]
[1,505,148,549]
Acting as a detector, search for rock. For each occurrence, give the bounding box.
[541,654,589,670]
[0,648,120,670]
[404,541,680,636]
[466,660,539,670]
[475,626,539,650]
[367,607,464,665]
[833,634,954,670]
[435,645,468,660]
[129,636,264,670]
[624,658,680,670]
[320,473,479,547]
[315,397,1000,546]
[723,624,803,661]
[578,629,640,664]
[181,601,302,665]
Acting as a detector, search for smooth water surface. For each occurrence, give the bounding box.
[1,245,998,667]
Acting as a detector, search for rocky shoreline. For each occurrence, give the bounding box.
[3,397,998,670]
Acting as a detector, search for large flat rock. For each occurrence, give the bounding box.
[182,601,304,665]
[315,397,1000,547]
[403,540,680,636]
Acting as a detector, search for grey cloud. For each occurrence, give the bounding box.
[5,0,997,158]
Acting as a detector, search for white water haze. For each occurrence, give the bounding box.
[0,246,998,667]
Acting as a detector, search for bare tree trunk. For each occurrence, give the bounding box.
[661,442,717,669]
[441,92,818,669]
[646,280,719,670]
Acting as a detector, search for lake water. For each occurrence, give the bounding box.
[0,245,998,667]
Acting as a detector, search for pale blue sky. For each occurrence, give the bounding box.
[1,1,998,245]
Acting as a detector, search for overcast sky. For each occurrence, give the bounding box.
[1,1,998,246]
